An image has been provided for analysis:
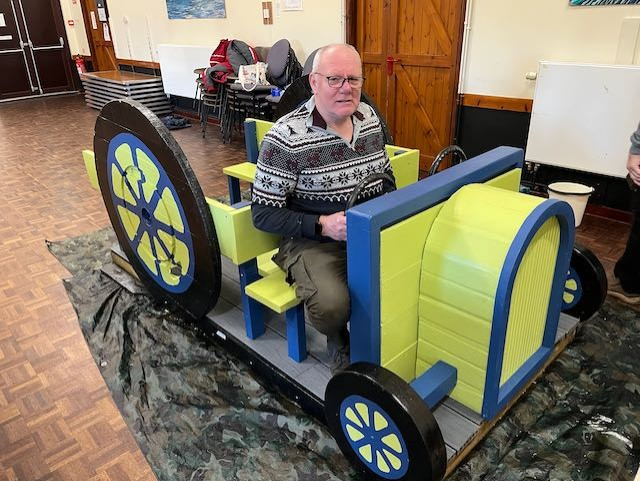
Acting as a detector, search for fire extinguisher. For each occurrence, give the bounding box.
[74,54,86,75]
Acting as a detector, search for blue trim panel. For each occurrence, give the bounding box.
[409,361,457,409]
[482,200,574,419]
[285,304,307,362]
[347,147,524,365]
[238,260,266,339]
[497,346,550,407]
[228,176,242,205]
[244,120,259,163]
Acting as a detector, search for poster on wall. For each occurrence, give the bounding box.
[283,0,303,10]
[569,0,639,5]
[166,0,226,19]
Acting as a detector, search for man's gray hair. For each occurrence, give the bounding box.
[311,44,361,74]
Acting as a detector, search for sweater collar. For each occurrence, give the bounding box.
[303,96,365,130]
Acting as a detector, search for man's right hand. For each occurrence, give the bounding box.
[319,212,347,241]
[628,153,640,186]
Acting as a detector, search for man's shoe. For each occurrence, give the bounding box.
[327,336,350,375]
[608,278,640,304]
[328,350,350,375]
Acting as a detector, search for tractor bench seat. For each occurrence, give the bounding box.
[257,248,280,276]
[244,270,306,362]
[223,162,257,204]
[223,162,257,182]
[244,270,298,313]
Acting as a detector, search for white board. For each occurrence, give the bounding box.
[525,62,640,178]
[157,44,213,99]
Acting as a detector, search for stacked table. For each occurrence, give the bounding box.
[81,71,171,116]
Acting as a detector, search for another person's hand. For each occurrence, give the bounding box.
[319,212,347,241]
[628,153,640,186]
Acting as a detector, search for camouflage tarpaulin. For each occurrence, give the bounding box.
[48,228,640,481]
[48,228,358,481]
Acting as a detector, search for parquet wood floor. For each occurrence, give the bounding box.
[0,95,246,480]
[0,94,631,480]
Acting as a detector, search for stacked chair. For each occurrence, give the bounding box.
[223,38,303,142]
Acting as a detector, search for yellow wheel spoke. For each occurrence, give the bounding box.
[358,444,373,463]
[376,450,390,473]
[383,448,402,470]
[136,232,157,275]
[345,407,363,428]
[136,148,160,202]
[355,403,370,427]
[381,433,402,454]
[154,187,185,233]
[117,206,141,241]
[373,411,388,431]
[345,424,364,442]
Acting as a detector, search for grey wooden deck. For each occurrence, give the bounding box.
[206,257,581,462]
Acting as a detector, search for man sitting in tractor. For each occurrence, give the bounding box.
[251,43,392,373]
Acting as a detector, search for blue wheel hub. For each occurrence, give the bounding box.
[339,394,410,479]
[106,132,195,293]
[563,266,582,310]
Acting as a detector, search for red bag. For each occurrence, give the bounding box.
[209,39,230,67]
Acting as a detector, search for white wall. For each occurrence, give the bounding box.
[103,0,344,65]
[61,0,640,101]
[58,0,90,56]
[462,0,640,99]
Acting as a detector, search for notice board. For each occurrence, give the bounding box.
[525,62,640,178]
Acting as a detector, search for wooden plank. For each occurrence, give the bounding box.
[556,313,579,341]
[442,397,484,425]
[462,93,533,113]
[433,403,480,457]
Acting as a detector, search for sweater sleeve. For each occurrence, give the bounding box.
[631,122,640,155]
[251,203,319,238]
[251,131,320,239]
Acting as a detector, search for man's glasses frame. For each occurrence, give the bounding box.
[314,73,365,89]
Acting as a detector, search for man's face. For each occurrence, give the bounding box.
[310,47,362,125]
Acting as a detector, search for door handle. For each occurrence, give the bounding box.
[59,36,64,47]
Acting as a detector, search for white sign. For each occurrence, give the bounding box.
[0,34,12,41]
[283,0,302,10]
[90,11,97,29]
[97,7,107,22]
[0,13,6,27]
[103,23,111,42]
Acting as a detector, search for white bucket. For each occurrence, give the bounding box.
[547,181,594,227]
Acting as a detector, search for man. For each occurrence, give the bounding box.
[609,122,640,304]
[251,44,392,372]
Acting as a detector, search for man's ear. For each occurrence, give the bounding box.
[309,73,318,94]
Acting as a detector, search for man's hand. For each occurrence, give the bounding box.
[628,153,640,186]
[319,212,347,241]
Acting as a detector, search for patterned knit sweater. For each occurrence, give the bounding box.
[252,97,391,239]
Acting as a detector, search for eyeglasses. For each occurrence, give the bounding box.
[315,73,365,89]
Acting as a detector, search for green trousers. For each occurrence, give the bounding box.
[273,237,350,346]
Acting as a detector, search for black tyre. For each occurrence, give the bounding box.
[325,363,446,481]
[345,172,397,210]
[94,99,221,319]
[428,145,467,177]
[562,243,607,320]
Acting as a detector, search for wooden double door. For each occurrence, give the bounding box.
[0,0,75,100]
[349,0,467,171]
